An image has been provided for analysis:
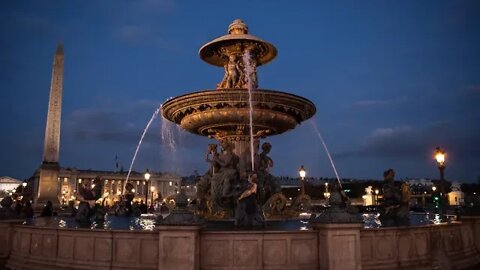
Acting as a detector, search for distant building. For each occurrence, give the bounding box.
[448,182,464,206]
[0,176,23,197]
[30,168,181,207]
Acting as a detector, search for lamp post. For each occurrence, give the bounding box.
[299,165,306,195]
[434,147,446,212]
[323,182,330,199]
[150,186,155,205]
[21,181,27,201]
[144,169,151,204]
[374,189,379,205]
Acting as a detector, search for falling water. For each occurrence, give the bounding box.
[161,115,177,152]
[309,120,342,188]
[123,106,161,193]
[242,50,255,171]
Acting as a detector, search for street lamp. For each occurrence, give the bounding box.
[150,186,155,206]
[299,165,306,195]
[432,186,437,192]
[374,189,379,205]
[434,147,446,212]
[323,182,330,199]
[144,169,151,204]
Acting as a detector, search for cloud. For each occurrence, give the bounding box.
[115,25,152,44]
[353,100,389,107]
[336,121,480,159]
[352,97,406,108]
[63,99,208,150]
[63,100,161,144]
[465,85,480,94]
[135,0,176,13]
[113,25,181,51]
[0,11,52,34]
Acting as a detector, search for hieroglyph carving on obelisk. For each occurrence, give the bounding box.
[43,43,63,163]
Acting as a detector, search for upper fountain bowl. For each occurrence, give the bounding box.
[199,19,277,67]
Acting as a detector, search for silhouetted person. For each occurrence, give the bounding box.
[148,203,155,213]
[23,201,34,218]
[14,199,23,215]
[140,200,148,214]
[40,201,53,217]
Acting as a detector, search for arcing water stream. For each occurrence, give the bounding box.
[309,119,343,188]
[123,106,161,193]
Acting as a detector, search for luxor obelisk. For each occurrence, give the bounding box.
[35,43,64,210]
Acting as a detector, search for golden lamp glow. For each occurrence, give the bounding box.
[299,165,306,179]
[434,147,446,167]
[144,169,151,181]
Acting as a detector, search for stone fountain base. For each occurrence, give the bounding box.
[2,217,480,270]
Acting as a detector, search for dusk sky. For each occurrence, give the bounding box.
[1,1,479,182]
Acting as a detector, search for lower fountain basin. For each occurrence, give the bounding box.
[2,215,480,270]
[19,212,456,231]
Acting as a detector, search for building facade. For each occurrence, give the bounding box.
[30,168,181,207]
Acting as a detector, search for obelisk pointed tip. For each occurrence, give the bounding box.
[55,43,64,55]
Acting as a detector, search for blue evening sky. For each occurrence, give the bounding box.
[1,1,479,182]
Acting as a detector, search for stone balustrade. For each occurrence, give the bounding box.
[1,217,479,270]
[200,230,318,270]
[360,221,480,269]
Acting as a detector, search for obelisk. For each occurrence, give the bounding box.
[36,43,64,210]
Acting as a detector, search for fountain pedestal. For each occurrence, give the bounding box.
[314,223,362,270]
[157,225,201,270]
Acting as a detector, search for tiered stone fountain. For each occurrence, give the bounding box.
[2,19,479,270]
[162,19,316,155]
[162,19,316,219]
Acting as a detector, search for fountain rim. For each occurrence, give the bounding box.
[161,88,317,119]
[162,88,316,107]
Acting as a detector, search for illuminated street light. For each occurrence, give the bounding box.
[144,169,151,181]
[432,186,437,192]
[298,165,306,195]
[435,147,446,168]
[150,186,155,206]
[299,165,306,179]
[144,169,151,203]
[434,146,446,213]
[22,181,27,187]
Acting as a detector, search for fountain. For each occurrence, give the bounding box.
[162,19,315,155]
[162,19,316,219]
[2,19,480,270]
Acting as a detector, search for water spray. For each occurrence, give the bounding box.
[243,50,256,172]
[310,120,343,189]
[123,106,161,194]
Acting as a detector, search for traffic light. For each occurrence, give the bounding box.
[432,194,441,209]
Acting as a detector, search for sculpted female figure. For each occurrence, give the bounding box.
[210,140,239,213]
[196,144,219,213]
[235,173,265,227]
[258,142,280,204]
